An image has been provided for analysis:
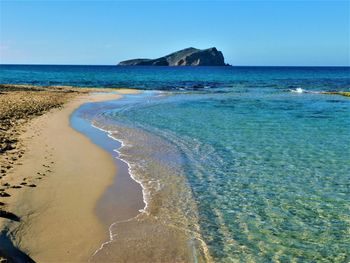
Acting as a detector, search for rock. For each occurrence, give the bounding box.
[0,210,20,221]
[321,91,350,97]
[118,47,229,66]
[0,192,10,197]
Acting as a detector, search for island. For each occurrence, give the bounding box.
[118,47,229,66]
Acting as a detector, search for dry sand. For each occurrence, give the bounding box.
[0,86,139,262]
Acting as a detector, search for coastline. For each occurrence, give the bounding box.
[0,86,210,262]
[0,87,139,262]
[88,95,212,263]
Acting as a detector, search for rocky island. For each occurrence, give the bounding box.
[118,47,229,66]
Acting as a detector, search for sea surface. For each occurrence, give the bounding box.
[1,65,350,262]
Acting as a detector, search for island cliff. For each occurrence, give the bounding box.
[118,47,229,66]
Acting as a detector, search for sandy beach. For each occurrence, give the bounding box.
[0,85,139,262]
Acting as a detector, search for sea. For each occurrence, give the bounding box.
[1,65,349,262]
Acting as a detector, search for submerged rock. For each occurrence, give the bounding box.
[118,47,229,66]
[321,91,350,97]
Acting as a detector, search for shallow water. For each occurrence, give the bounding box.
[89,87,349,262]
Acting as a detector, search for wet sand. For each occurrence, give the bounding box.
[0,85,140,262]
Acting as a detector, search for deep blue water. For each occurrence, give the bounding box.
[2,65,350,262]
[1,65,349,91]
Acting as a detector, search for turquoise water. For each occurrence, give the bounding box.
[2,66,350,261]
[93,88,350,262]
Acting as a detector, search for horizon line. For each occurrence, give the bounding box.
[1,63,349,67]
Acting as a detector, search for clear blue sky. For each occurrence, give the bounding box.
[0,0,349,66]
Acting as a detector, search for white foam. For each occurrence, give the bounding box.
[90,122,150,260]
[290,87,304,93]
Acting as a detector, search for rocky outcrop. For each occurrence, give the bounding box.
[118,47,229,66]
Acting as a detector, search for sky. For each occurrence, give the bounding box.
[0,0,349,66]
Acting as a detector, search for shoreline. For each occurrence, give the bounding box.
[88,95,212,263]
[88,124,148,258]
[70,111,146,256]
[91,123,148,214]
[1,85,210,262]
[0,88,141,262]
